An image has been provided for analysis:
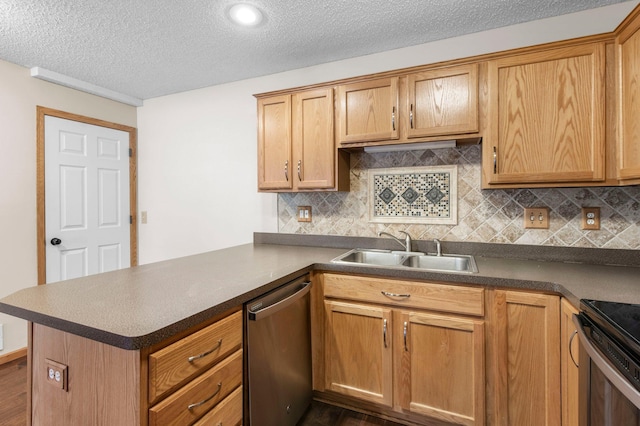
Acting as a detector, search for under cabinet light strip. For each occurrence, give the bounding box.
[30,67,143,107]
[363,140,456,153]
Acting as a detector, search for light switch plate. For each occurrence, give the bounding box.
[524,208,549,229]
[297,206,312,222]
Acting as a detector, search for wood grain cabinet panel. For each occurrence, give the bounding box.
[257,95,292,190]
[617,10,640,183]
[491,291,561,426]
[148,349,242,426]
[337,78,400,144]
[148,310,242,404]
[398,311,485,426]
[484,43,606,186]
[406,64,479,138]
[560,299,579,426]
[192,386,242,426]
[324,300,393,407]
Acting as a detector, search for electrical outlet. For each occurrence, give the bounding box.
[524,208,550,229]
[45,359,68,391]
[582,207,601,230]
[297,206,312,222]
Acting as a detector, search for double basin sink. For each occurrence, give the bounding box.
[331,248,478,274]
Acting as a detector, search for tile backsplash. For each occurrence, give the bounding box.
[278,145,640,249]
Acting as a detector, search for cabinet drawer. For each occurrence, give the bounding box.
[193,385,243,426]
[149,310,242,403]
[149,349,243,426]
[323,274,484,316]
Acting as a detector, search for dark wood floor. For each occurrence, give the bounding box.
[298,400,403,426]
[0,356,398,426]
[0,357,27,426]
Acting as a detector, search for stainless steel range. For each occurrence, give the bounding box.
[575,299,640,425]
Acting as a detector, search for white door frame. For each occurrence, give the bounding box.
[37,106,138,285]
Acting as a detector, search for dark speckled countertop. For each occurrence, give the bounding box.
[1,233,639,350]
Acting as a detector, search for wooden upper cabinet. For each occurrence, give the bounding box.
[617,9,640,183]
[337,77,399,144]
[484,43,606,187]
[257,95,292,190]
[405,64,479,138]
[293,88,335,190]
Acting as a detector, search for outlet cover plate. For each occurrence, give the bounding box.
[45,359,68,391]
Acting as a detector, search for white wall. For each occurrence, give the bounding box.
[137,0,638,264]
[0,59,137,355]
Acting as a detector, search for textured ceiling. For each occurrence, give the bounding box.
[0,0,632,100]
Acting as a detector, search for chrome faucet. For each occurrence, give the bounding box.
[378,231,412,252]
[433,238,442,256]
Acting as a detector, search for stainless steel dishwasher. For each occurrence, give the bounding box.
[246,274,312,426]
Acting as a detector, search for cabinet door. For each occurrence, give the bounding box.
[324,300,393,406]
[485,44,605,185]
[560,299,579,426]
[293,88,335,189]
[257,95,292,190]
[398,311,485,426]
[491,291,560,426]
[618,16,640,182]
[406,64,478,138]
[337,77,399,144]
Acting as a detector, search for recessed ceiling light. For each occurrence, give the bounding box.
[228,4,263,27]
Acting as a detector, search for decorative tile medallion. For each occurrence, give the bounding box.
[368,165,457,224]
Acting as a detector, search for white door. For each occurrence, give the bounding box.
[45,116,131,283]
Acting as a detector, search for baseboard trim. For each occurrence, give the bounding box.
[0,347,27,366]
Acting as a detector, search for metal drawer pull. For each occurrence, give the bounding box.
[403,321,408,351]
[410,104,414,128]
[392,106,396,131]
[381,291,410,298]
[569,330,579,368]
[188,382,222,410]
[284,160,289,181]
[188,339,222,363]
[383,319,388,348]
[493,147,497,174]
[297,160,302,181]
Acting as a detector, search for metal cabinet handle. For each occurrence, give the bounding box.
[383,319,388,348]
[569,330,579,368]
[188,339,222,363]
[381,291,410,298]
[493,147,497,174]
[410,104,414,129]
[297,160,302,182]
[392,107,396,131]
[403,321,408,351]
[188,382,222,410]
[284,160,289,181]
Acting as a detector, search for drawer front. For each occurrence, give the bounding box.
[149,349,243,426]
[193,386,242,426]
[323,273,484,316]
[149,310,242,403]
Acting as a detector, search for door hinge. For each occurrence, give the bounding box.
[129,148,132,157]
[129,215,133,225]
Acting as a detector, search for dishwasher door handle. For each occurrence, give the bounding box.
[248,281,311,321]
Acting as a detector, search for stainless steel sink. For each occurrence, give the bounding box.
[331,249,478,273]
[402,254,478,273]
[332,249,407,267]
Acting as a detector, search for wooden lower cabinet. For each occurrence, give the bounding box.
[560,298,579,426]
[489,290,561,426]
[317,274,566,426]
[28,307,243,426]
[398,311,485,426]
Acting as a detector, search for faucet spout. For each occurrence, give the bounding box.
[378,231,412,252]
[433,238,442,256]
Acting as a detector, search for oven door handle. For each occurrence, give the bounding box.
[573,314,640,410]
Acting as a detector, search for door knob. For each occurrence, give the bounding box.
[50,238,62,246]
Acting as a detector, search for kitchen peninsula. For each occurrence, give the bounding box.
[1,233,639,425]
